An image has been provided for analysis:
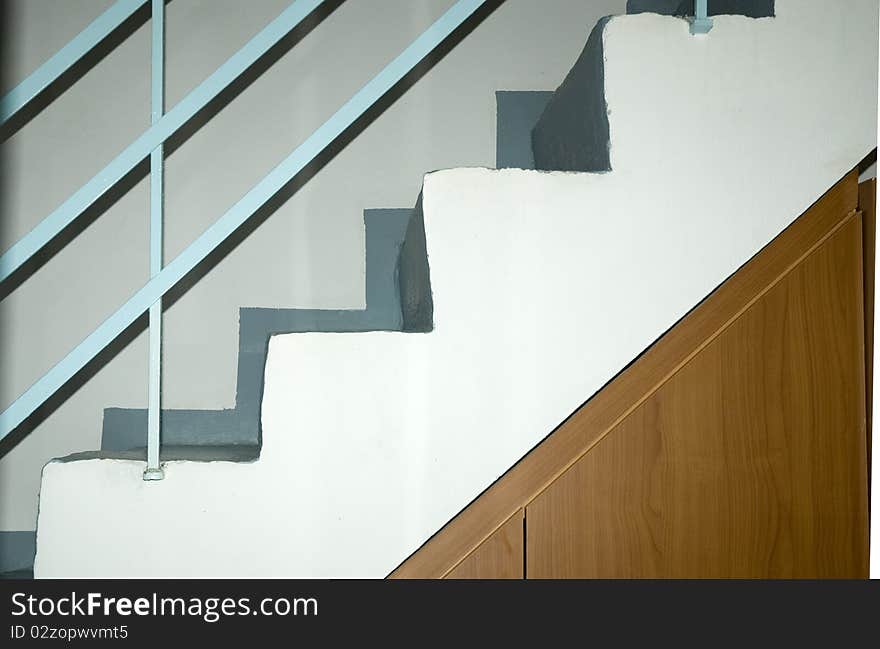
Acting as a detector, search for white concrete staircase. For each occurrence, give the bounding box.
[33,0,877,577]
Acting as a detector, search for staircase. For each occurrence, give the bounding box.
[3,0,877,577]
[98,91,556,457]
[98,0,780,454]
[26,0,876,578]
[99,0,784,457]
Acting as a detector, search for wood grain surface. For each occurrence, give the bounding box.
[390,171,860,578]
[526,216,869,578]
[445,510,523,579]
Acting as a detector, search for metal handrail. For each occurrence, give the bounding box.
[0,0,490,447]
[691,0,713,34]
[0,0,326,285]
[145,0,166,480]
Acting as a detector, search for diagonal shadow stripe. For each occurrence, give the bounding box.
[626,0,774,18]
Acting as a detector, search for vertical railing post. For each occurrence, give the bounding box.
[690,0,713,34]
[144,0,165,481]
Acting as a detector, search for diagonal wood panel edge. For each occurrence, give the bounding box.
[390,170,859,578]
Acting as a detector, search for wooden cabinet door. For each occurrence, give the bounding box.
[526,216,869,578]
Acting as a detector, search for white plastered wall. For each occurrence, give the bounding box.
[34,0,878,577]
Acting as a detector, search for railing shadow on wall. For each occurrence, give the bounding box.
[0,0,506,460]
[0,2,152,143]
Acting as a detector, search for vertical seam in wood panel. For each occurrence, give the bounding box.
[524,209,862,509]
[859,179,876,540]
[847,211,870,576]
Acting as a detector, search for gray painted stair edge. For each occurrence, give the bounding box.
[496,91,554,170]
[532,16,612,173]
[0,531,35,575]
[533,1,776,173]
[626,1,775,18]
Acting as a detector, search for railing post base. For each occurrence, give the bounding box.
[690,17,713,35]
[690,0,713,35]
[143,466,165,481]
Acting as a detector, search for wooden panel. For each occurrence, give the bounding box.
[526,217,869,578]
[860,179,875,471]
[391,171,858,578]
[445,510,523,579]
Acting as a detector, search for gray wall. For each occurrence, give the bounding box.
[0,0,626,532]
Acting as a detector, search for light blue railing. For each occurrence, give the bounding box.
[0,0,491,479]
[691,0,713,34]
[0,0,326,284]
[146,0,165,480]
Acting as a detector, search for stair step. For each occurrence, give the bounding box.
[64,445,260,463]
[0,531,35,579]
[100,208,411,454]
[100,87,555,454]
[532,17,611,172]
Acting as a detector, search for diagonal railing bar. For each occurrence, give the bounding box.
[0,0,490,441]
[0,0,326,286]
[0,0,148,124]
